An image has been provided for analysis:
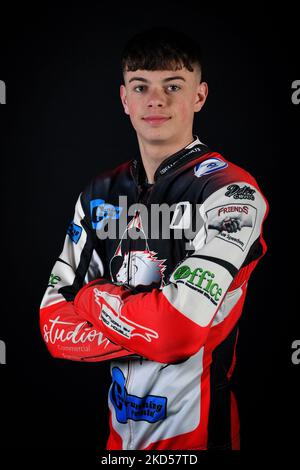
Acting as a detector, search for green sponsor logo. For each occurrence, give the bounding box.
[174,265,222,303]
[48,273,61,288]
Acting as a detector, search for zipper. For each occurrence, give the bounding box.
[125,183,153,449]
[126,359,134,449]
[142,185,153,205]
[128,184,153,286]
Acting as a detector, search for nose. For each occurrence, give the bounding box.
[147,88,166,108]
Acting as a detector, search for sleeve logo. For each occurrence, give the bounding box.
[67,221,83,244]
[194,158,228,178]
[174,265,222,305]
[48,273,61,288]
[206,203,257,251]
[225,184,256,200]
[94,288,159,342]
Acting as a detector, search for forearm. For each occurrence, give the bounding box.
[40,299,133,362]
[74,279,213,364]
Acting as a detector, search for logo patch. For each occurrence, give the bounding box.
[225,184,256,200]
[48,273,61,288]
[174,265,222,305]
[94,288,159,342]
[206,203,257,251]
[194,158,228,178]
[110,211,166,288]
[90,199,122,230]
[110,367,167,423]
[67,221,82,244]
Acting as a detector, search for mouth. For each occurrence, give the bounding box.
[142,115,171,126]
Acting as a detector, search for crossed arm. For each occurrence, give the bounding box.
[40,181,267,364]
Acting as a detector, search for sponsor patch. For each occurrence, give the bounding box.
[43,315,110,348]
[194,158,228,178]
[206,203,257,251]
[225,184,256,200]
[48,273,61,288]
[67,221,82,244]
[173,265,223,305]
[94,288,159,342]
[90,198,122,230]
[110,367,167,424]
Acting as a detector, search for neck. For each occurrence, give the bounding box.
[137,134,195,184]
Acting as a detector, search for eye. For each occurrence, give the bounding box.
[166,84,181,92]
[133,85,146,93]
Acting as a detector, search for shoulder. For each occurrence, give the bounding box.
[191,150,266,200]
[81,159,132,199]
[194,150,269,221]
[78,159,133,219]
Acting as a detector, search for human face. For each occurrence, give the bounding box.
[120,68,208,147]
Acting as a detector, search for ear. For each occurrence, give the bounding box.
[120,84,130,115]
[194,82,208,113]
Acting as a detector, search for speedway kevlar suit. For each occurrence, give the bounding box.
[40,136,268,450]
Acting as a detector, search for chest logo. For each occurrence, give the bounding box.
[110,212,166,288]
[110,367,167,424]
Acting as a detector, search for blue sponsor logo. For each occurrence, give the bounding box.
[90,199,122,230]
[110,367,167,424]
[67,221,82,244]
[194,158,228,178]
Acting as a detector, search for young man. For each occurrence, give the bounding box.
[40,28,269,450]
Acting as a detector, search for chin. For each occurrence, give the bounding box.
[139,129,176,145]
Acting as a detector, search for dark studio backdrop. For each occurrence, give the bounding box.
[0,2,298,463]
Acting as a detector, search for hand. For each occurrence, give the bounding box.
[220,217,242,233]
[208,217,242,233]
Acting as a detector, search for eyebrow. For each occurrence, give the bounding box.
[128,76,186,84]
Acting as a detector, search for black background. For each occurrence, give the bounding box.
[0,2,298,464]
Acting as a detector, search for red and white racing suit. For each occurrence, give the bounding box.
[40,136,268,450]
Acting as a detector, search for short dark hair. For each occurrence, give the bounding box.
[121,27,204,81]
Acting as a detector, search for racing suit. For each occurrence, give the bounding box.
[40,136,269,450]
